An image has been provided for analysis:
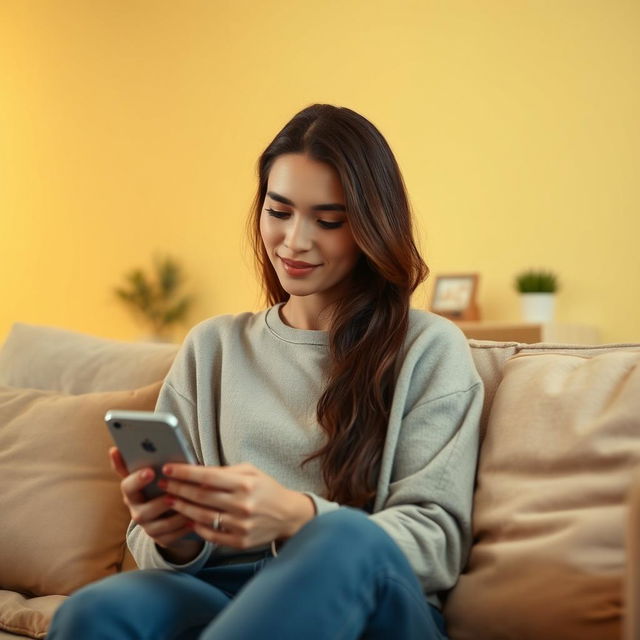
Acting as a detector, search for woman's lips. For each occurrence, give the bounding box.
[280,257,320,277]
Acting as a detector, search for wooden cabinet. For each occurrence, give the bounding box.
[454,322,601,344]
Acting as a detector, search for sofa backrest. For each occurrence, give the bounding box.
[0,322,179,393]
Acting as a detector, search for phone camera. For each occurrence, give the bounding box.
[113,422,122,429]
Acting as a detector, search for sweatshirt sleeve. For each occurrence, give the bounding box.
[369,320,484,596]
[302,492,341,516]
[126,333,217,572]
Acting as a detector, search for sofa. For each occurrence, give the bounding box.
[0,321,638,640]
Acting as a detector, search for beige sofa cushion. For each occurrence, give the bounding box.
[0,593,63,640]
[0,382,161,639]
[444,349,640,640]
[467,340,640,444]
[0,322,178,394]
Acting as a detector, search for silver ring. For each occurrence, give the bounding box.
[212,512,222,531]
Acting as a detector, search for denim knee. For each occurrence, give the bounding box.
[49,570,186,635]
[48,575,121,637]
[293,507,404,567]
[54,574,126,620]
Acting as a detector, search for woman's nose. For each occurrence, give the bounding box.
[284,217,313,251]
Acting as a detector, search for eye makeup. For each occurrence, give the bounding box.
[265,208,345,230]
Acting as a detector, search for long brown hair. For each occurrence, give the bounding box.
[249,104,428,508]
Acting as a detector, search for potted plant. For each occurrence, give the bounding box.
[115,255,194,341]
[514,269,559,323]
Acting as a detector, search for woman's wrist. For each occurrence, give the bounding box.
[282,490,316,539]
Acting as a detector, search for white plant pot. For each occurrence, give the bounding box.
[520,293,556,323]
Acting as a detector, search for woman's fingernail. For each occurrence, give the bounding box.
[164,496,175,506]
[163,465,173,476]
[157,479,168,490]
[140,470,151,480]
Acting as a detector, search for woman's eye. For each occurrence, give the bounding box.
[266,208,343,230]
[318,220,344,230]
[265,208,290,219]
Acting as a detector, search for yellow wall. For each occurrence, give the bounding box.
[1,0,638,344]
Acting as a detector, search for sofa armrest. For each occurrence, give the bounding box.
[625,470,640,640]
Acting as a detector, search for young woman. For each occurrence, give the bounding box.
[48,104,483,640]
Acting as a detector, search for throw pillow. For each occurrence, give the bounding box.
[444,350,640,640]
[0,592,63,640]
[0,382,161,624]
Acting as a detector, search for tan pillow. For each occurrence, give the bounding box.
[0,592,63,640]
[0,322,178,394]
[0,382,161,601]
[444,350,640,640]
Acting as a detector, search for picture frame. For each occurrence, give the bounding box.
[430,273,480,321]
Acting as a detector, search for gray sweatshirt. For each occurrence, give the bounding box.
[127,304,484,608]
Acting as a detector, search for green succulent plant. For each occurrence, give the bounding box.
[514,269,559,294]
[115,255,193,339]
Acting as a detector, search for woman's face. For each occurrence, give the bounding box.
[260,153,361,305]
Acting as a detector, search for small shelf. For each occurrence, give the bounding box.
[454,322,601,344]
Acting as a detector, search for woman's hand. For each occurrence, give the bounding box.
[109,447,204,560]
[160,462,316,550]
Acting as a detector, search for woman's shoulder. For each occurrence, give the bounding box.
[403,309,480,386]
[406,308,467,346]
[164,311,269,392]
[182,309,268,350]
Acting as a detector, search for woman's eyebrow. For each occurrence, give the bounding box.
[267,191,346,212]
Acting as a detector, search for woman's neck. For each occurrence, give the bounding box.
[279,297,335,331]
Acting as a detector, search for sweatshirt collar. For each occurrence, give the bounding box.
[264,303,329,346]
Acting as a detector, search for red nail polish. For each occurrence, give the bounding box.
[163,465,173,476]
[157,479,168,490]
[164,496,175,506]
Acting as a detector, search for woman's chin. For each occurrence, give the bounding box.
[278,285,316,298]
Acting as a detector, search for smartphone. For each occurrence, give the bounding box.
[104,410,198,499]
[104,410,202,540]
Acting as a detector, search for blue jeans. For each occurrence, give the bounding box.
[48,509,448,639]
